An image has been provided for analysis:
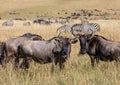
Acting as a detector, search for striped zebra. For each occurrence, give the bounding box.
[57,24,73,36]
[71,22,100,36]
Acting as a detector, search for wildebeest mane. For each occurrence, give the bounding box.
[94,35,113,42]
[21,33,42,38]
[47,36,65,43]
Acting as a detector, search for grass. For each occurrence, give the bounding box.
[0,0,120,84]
[0,0,120,19]
[0,20,119,85]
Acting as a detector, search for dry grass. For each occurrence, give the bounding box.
[0,20,119,85]
[0,0,120,19]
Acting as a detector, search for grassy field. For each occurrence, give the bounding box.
[0,20,119,85]
[0,0,120,85]
[0,0,120,19]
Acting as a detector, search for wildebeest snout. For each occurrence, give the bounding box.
[80,49,87,54]
[62,50,67,56]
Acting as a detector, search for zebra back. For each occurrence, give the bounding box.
[57,25,73,36]
[71,22,100,35]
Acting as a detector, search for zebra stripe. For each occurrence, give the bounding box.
[71,22,100,35]
[57,25,73,36]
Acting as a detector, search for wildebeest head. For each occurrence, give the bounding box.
[62,38,77,55]
[52,37,63,53]
[77,34,92,55]
[56,36,78,58]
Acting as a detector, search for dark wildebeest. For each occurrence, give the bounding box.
[77,34,120,67]
[0,33,44,67]
[15,36,77,72]
[0,42,6,65]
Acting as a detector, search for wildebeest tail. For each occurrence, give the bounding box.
[0,42,7,65]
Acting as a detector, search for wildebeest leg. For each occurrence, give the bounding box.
[67,48,71,64]
[59,57,65,71]
[20,57,30,70]
[67,56,71,64]
[51,58,55,73]
[14,54,19,70]
[0,56,5,68]
[95,57,100,66]
[115,57,120,67]
[90,55,95,68]
[55,57,58,65]
[59,61,64,71]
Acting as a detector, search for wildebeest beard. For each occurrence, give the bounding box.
[52,43,68,59]
[61,43,68,57]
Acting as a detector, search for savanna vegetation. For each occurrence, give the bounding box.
[0,0,120,85]
[0,20,119,85]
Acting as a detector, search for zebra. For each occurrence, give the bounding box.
[48,18,57,23]
[56,17,69,24]
[71,21,100,36]
[56,24,73,36]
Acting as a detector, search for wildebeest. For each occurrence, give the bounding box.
[56,17,69,24]
[0,33,44,67]
[48,18,57,23]
[0,42,6,66]
[33,18,43,24]
[13,18,26,21]
[15,36,77,72]
[2,19,14,26]
[78,34,120,67]
[33,18,50,25]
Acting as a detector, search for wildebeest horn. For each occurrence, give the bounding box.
[69,38,78,44]
[85,33,93,39]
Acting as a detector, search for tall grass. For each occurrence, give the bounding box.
[0,20,119,85]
